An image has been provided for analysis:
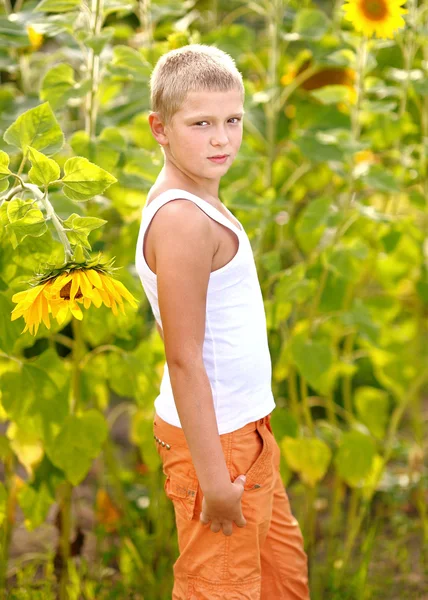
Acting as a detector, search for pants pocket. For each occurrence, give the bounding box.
[187,574,261,600]
[242,426,274,492]
[164,473,198,521]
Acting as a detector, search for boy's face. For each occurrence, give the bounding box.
[162,88,244,183]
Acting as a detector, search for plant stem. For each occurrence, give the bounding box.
[71,318,86,414]
[287,364,302,425]
[265,0,280,189]
[138,0,153,46]
[0,454,15,599]
[326,472,344,571]
[58,319,86,599]
[299,376,314,434]
[12,182,73,261]
[58,481,72,600]
[85,0,104,143]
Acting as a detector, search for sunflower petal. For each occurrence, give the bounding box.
[69,272,80,302]
[110,279,139,307]
[99,274,122,303]
[50,273,72,293]
[86,269,103,289]
[99,288,112,308]
[12,284,46,309]
[11,307,25,321]
[55,304,70,326]
[41,293,51,329]
[69,300,83,320]
[91,287,103,308]
[11,289,30,303]
[110,299,118,316]
[79,270,94,298]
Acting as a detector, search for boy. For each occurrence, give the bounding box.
[135,44,309,599]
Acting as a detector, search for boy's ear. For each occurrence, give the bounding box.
[148,112,169,146]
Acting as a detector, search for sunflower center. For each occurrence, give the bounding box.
[60,280,83,300]
[360,0,388,20]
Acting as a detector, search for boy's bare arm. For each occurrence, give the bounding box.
[152,200,231,496]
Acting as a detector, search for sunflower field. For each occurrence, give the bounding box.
[0,0,427,598]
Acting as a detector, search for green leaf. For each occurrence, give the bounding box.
[69,130,122,174]
[84,27,115,54]
[290,332,335,394]
[107,45,152,81]
[34,0,82,12]
[5,199,47,247]
[62,156,117,201]
[339,298,380,344]
[18,482,54,531]
[107,351,140,398]
[295,132,345,162]
[3,102,64,156]
[274,264,316,306]
[0,292,23,353]
[48,410,108,485]
[323,244,367,282]
[309,85,351,105]
[7,422,44,475]
[354,387,390,440]
[63,213,107,249]
[131,410,161,473]
[334,431,376,487]
[40,63,75,109]
[28,146,61,186]
[281,437,331,487]
[0,362,69,445]
[324,49,356,68]
[295,196,332,253]
[0,150,11,179]
[7,198,34,223]
[293,9,330,40]
[0,16,30,48]
[362,164,400,193]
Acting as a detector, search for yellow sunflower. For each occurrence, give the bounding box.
[26,26,44,51]
[342,0,408,39]
[11,264,138,336]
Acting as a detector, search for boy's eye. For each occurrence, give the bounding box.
[193,117,242,126]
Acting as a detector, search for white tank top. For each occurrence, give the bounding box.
[135,188,275,435]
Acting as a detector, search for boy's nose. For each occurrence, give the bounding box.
[211,129,229,146]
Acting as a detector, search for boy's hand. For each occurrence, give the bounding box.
[200,474,247,536]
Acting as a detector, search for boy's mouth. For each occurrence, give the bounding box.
[208,155,229,163]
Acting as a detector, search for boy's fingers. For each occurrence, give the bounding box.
[210,520,222,533]
[200,511,210,524]
[236,515,247,527]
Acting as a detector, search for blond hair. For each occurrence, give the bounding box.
[150,44,245,125]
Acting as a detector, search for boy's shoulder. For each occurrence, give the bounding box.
[145,182,196,208]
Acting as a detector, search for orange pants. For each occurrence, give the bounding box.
[153,411,310,599]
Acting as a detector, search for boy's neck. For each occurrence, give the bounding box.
[158,164,222,204]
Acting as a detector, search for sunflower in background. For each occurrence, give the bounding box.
[281,50,358,111]
[11,254,138,336]
[342,0,408,39]
[26,26,44,51]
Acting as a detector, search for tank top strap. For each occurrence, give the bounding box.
[142,188,242,234]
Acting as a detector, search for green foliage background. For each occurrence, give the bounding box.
[0,0,427,598]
